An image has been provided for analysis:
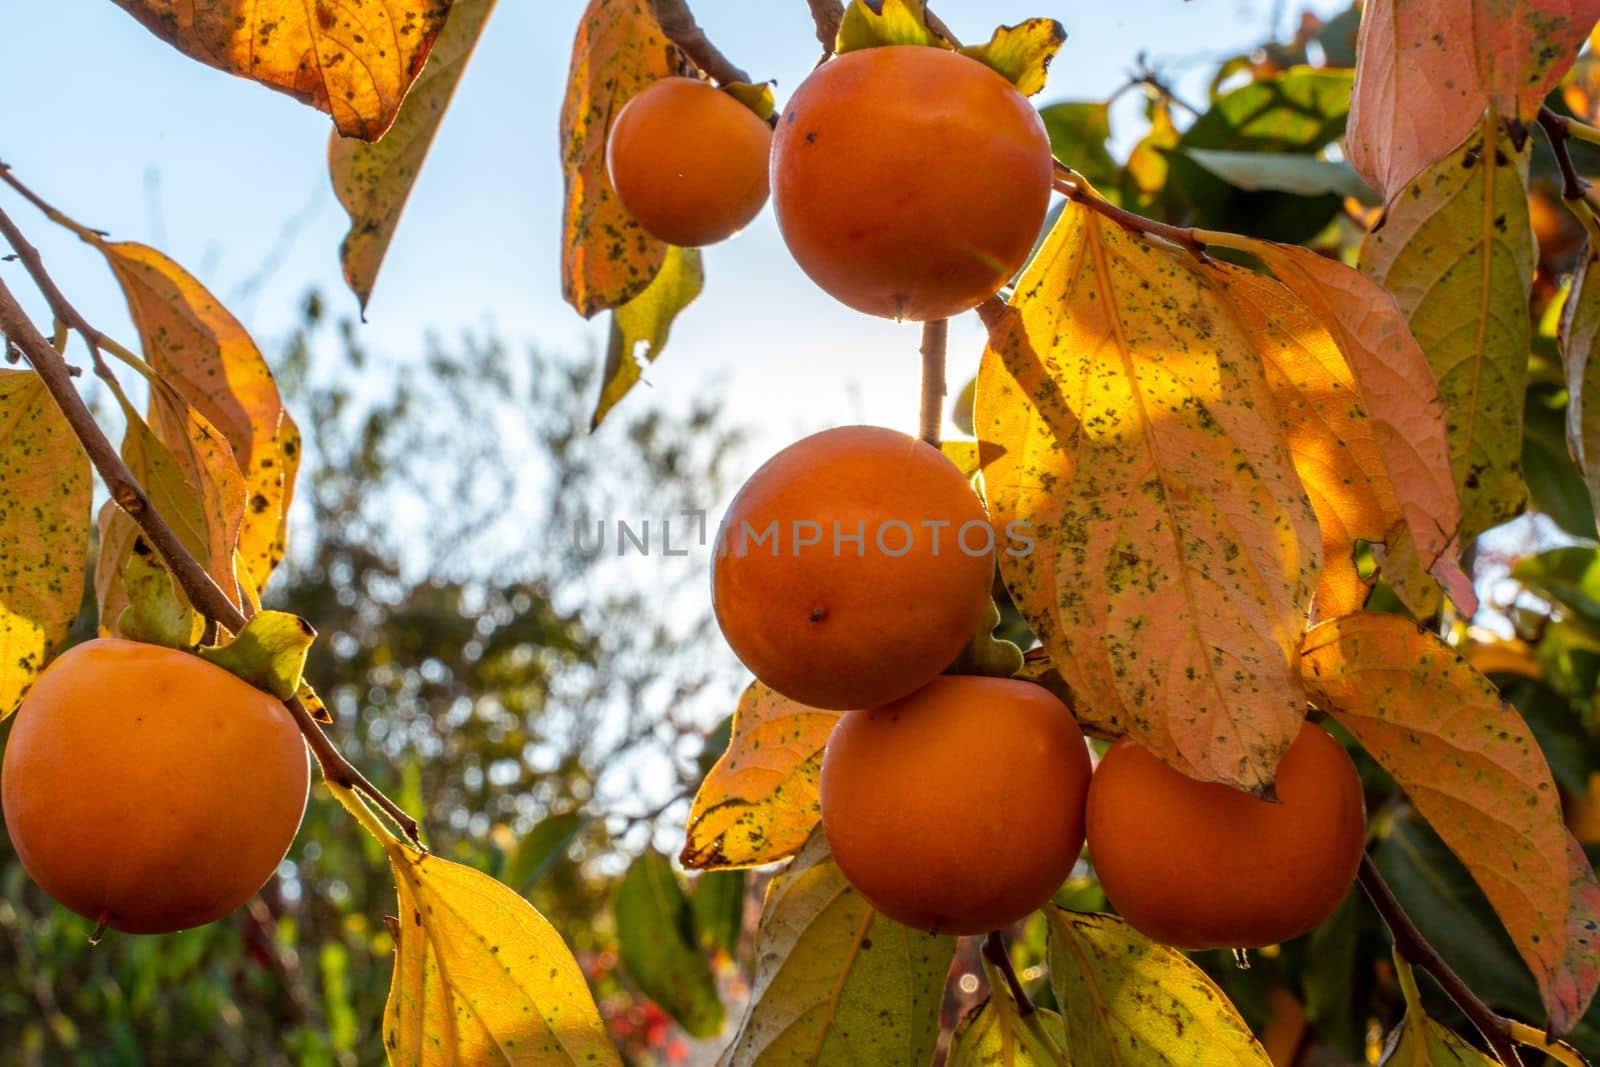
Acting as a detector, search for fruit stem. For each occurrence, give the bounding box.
[0,195,423,851]
[1052,163,1210,261]
[981,930,1035,1017]
[651,0,750,86]
[1358,855,1527,1066]
[919,318,948,447]
[1537,107,1591,203]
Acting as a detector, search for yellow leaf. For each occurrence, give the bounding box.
[100,242,299,594]
[1045,908,1272,1065]
[939,439,981,479]
[327,785,620,1067]
[108,0,453,141]
[1380,953,1500,1065]
[1561,241,1600,537]
[560,0,689,316]
[976,201,1322,793]
[1248,241,1476,613]
[958,19,1067,97]
[835,0,954,53]
[1124,98,1178,209]
[721,832,955,1066]
[950,951,1067,1066]
[1359,113,1534,544]
[198,610,316,701]
[680,681,839,871]
[1301,613,1569,1026]
[1348,0,1598,201]
[114,545,204,650]
[1211,263,1399,619]
[331,0,498,312]
[591,245,704,428]
[0,370,90,717]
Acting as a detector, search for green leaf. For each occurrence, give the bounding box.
[1038,101,1119,192]
[114,543,204,650]
[614,851,725,1038]
[198,609,316,701]
[1045,909,1272,1065]
[1524,381,1596,539]
[592,244,704,429]
[1299,888,1366,1062]
[1181,68,1353,153]
[1562,241,1600,538]
[722,832,955,1066]
[834,0,952,53]
[1183,149,1376,203]
[504,812,586,893]
[1514,547,1600,621]
[691,869,745,957]
[0,369,91,718]
[958,19,1066,97]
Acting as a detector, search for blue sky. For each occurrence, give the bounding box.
[0,0,1345,469]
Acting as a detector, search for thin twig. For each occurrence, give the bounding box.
[919,318,948,447]
[0,219,420,847]
[1358,856,1525,1066]
[804,0,844,52]
[981,931,1036,1017]
[1558,111,1600,149]
[651,0,750,85]
[1538,107,1591,202]
[1053,165,1210,260]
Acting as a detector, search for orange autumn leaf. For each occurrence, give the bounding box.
[976,201,1321,794]
[109,0,453,141]
[680,681,840,871]
[560,0,690,317]
[1553,831,1600,1035]
[1348,0,1600,201]
[1210,263,1397,619]
[1247,242,1476,613]
[1301,613,1573,1028]
[99,242,299,596]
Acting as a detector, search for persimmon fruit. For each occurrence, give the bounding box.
[712,425,994,711]
[1,639,310,935]
[820,676,1091,935]
[606,76,772,247]
[1085,721,1366,950]
[770,46,1053,321]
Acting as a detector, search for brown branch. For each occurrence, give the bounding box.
[1538,107,1591,202]
[982,931,1035,1017]
[1358,856,1526,1066]
[0,208,420,848]
[1053,165,1210,260]
[805,0,844,52]
[919,317,948,447]
[651,0,750,85]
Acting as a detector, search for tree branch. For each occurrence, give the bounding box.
[1053,165,1210,260]
[919,318,948,447]
[651,0,750,85]
[1358,855,1526,1066]
[1538,107,1590,202]
[805,0,844,51]
[0,208,420,848]
[982,930,1036,1016]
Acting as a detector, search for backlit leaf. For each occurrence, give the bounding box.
[949,965,1067,1067]
[114,545,204,650]
[591,245,704,428]
[373,824,620,1065]
[108,0,453,141]
[834,0,952,53]
[613,852,724,1038]
[560,0,689,316]
[1247,241,1475,613]
[1553,831,1600,1035]
[198,609,316,701]
[976,202,1322,793]
[958,19,1066,97]
[1348,0,1600,201]
[1562,241,1600,536]
[721,833,955,1067]
[1380,953,1500,1065]
[680,681,839,871]
[0,370,90,717]
[1038,101,1119,193]
[1045,908,1272,1065]
[331,0,498,312]
[1301,612,1570,1028]
[504,812,585,894]
[1359,114,1534,545]
[101,241,299,595]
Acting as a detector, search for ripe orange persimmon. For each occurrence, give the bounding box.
[606,77,772,247]
[712,425,995,711]
[1085,721,1366,950]
[1,639,310,935]
[770,46,1053,321]
[820,676,1091,934]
